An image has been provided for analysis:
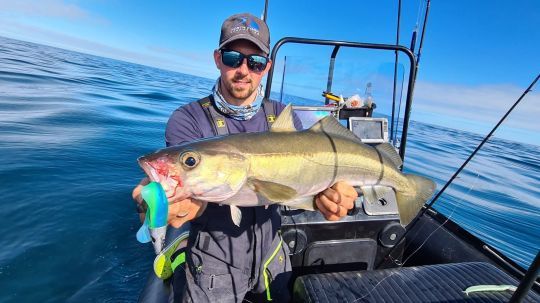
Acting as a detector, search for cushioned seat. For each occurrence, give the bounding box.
[293,262,539,302]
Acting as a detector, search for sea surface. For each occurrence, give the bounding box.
[1,36,538,302]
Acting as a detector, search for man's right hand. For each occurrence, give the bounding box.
[132,178,207,227]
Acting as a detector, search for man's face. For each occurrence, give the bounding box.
[214,40,272,106]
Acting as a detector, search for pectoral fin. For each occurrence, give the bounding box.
[283,196,317,211]
[249,179,298,202]
[230,205,242,227]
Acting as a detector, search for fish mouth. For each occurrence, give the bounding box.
[139,160,160,181]
[138,156,183,197]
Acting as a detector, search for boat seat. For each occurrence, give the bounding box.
[293,262,540,302]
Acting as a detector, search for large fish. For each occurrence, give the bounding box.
[138,105,436,227]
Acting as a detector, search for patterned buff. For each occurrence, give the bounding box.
[212,78,263,121]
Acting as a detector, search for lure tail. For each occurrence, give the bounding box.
[136,182,169,254]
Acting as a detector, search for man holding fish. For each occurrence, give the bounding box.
[133,13,357,302]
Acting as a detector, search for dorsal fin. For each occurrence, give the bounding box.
[270,104,296,132]
[375,143,403,168]
[308,115,362,143]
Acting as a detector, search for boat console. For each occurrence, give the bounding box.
[280,203,404,274]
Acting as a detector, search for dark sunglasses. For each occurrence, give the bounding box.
[220,49,269,72]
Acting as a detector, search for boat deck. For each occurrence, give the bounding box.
[293,262,539,302]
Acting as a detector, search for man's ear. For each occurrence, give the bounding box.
[264,59,273,74]
[213,50,221,69]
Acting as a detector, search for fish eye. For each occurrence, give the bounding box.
[179,151,199,169]
[185,157,196,167]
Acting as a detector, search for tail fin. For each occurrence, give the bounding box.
[395,174,436,226]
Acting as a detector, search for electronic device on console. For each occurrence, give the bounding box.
[348,117,389,143]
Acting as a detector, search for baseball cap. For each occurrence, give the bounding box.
[219,13,270,55]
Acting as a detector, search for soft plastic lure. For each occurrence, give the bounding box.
[463,284,517,296]
[136,182,169,254]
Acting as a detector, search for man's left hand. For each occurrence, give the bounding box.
[315,181,357,221]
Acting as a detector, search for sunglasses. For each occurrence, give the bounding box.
[220,49,269,72]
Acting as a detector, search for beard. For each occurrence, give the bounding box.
[222,76,257,101]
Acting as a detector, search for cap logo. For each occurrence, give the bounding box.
[231,17,260,36]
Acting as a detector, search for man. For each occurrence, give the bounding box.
[133,13,357,302]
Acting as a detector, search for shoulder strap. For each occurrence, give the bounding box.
[199,96,275,134]
[198,95,229,136]
[262,98,276,128]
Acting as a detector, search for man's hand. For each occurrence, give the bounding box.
[132,178,206,227]
[132,177,150,223]
[165,188,207,228]
[315,181,357,221]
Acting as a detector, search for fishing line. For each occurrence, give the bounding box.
[351,272,399,303]
[409,0,425,56]
[415,0,425,29]
[380,73,540,268]
[352,170,480,302]
[390,172,481,267]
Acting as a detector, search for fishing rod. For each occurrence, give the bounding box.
[262,0,269,22]
[393,0,429,143]
[279,56,287,102]
[379,73,540,268]
[390,0,402,143]
[397,0,430,146]
[510,250,540,303]
[393,0,430,151]
[415,0,430,72]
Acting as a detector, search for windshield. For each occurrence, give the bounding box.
[270,51,407,116]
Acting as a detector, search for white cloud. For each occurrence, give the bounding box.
[1,20,147,60]
[413,81,540,132]
[146,46,209,62]
[0,0,89,20]
[144,45,218,77]
[0,0,217,77]
[0,19,217,78]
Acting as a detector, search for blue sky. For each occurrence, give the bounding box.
[0,0,538,145]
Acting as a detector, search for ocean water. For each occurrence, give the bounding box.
[0,36,538,302]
